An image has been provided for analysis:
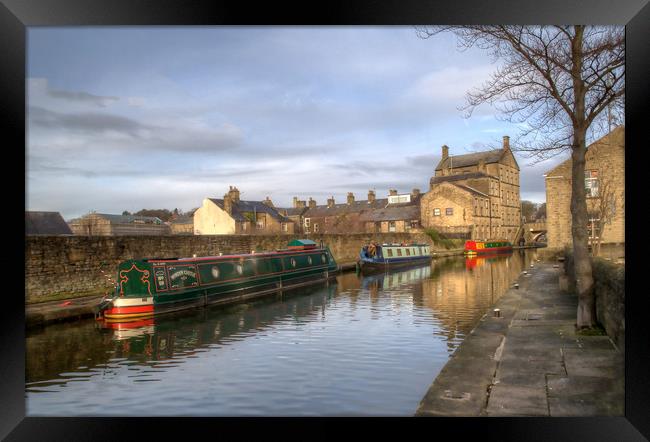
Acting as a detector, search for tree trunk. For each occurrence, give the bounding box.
[570,26,596,329]
[571,130,596,328]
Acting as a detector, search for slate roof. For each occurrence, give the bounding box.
[26,211,73,235]
[430,171,497,185]
[93,213,164,224]
[301,198,390,218]
[301,194,423,219]
[434,149,506,171]
[209,199,290,223]
[278,207,309,217]
[452,183,489,198]
[358,204,421,222]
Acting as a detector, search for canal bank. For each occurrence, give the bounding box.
[415,261,624,416]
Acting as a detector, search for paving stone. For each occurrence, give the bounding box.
[563,348,624,378]
[486,383,548,416]
[547,375,624,416]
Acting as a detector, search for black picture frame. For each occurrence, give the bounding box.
[5,0,648,440]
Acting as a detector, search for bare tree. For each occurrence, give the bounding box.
[416,26,624,328]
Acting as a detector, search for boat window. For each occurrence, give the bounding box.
[236,264,243,275]
[321,254,327,263]
[291,258,297,268]
[397,249,403,256]
[211,266,220,279]
[386,249,393,257]
[406,249,411,256]
[307,256,313,265]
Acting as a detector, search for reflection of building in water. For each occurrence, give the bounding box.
[419,251,532,352]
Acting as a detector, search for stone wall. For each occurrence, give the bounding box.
[25,232,434,303]
[563,250,625,352]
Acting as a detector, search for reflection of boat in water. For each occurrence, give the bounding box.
[358,243,431,274]
[464,239,512,256]
[96,239,338,322]
[102,318,155,340]
[361,265,431,290]
[465,251,513,269]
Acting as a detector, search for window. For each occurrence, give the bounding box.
[389,221,396,232]
[434,208,441,216]
[304,218,310,233]
[313,223,319,233]
[256,220,265,229]
[387,248,393,257]
[396,248,403,256]
[410,219,419,229]
[281,222,288,232]
[588,216,600,239]
[585,170,599,197]
[406,248,411,256]
[446,208,453,216]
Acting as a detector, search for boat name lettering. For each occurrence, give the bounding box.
[170,269,196,280]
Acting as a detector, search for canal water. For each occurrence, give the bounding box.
[26,249,537,416]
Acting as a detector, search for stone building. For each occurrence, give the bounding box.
[68,213,171,236]
[294,189,421,234]
[167,212,195,235]
[544,126,625,251]
[193,186,294,235]
[26,211,73,235]
[421,136,522,241]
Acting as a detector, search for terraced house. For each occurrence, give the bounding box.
[194,186,294,235]
[286,189,422,234]
[420,136,522,241]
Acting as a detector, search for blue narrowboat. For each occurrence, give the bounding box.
[96,239,337,322]
[358,243,432,273]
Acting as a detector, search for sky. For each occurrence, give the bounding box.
[26,26,568,220]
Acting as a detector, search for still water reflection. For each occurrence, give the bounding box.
[26,249,536,416]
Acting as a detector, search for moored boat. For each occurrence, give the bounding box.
[358,243,431,273]
[96,239,337,321]
[463,239,512,255]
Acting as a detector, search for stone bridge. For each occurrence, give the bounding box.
[523,221,547,243]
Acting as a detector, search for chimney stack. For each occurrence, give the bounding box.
[368,190,376,203]
[308,197,317,209]
[296,199,306,208]
[389,189,398,196]
[411,188,420,199]
[503,136,510,151]
[223,193,233,215]
[262,196,274,207]
[327,196,335,208]
[347,192,355,205]
[292,196,298,208]
[442,145,449,160]
[228,186,240,203]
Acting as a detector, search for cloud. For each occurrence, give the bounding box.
[29,106,149,137]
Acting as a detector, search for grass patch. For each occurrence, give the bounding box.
[576,324,607,336]
[424,228,458,250]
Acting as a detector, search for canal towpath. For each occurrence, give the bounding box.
[415,260,624,416]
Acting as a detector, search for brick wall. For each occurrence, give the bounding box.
[25,233,434,302]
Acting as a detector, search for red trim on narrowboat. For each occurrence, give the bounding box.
[103,305,154,315]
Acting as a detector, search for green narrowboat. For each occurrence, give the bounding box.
[97,239,337,321]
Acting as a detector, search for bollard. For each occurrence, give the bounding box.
[493,308,501,318]
[513,283,519,289]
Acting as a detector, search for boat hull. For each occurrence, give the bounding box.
[359,256,432,274]
[100,246,338,322]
